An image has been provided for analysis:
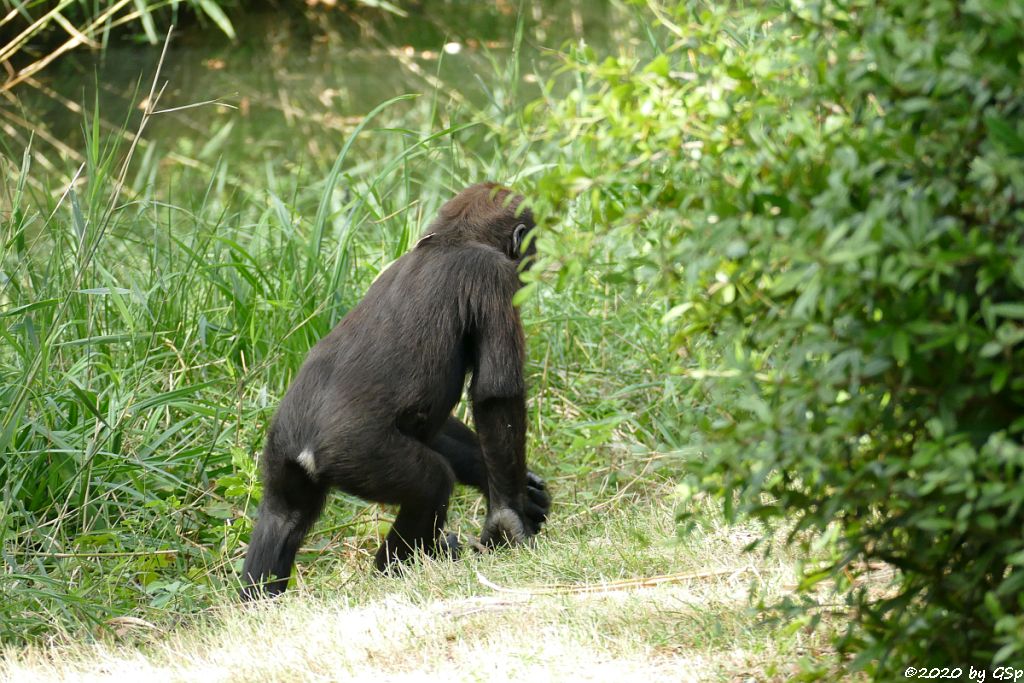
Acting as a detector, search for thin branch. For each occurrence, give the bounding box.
[152,98,239,115]
[476,566,753,596]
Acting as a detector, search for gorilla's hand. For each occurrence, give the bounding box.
[524,470,551,535]
[480,508,527,547]
[481,472,550,547]
[436,531,461,559]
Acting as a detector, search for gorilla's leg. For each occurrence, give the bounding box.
[350,433,457,572]
[241,452,326,600]
[429,416,487,489]
[430,416,551,535]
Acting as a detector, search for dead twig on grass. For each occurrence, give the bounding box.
[476,566,753,597]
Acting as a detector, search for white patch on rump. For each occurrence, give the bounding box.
[296,447,316,477]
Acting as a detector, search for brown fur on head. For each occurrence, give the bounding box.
[423,182,536,262]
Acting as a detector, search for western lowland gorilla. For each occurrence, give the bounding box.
[240,182,551,600]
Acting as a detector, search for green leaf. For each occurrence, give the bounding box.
[643,54,671,78]
[991,303,1024,319]
[916,517,954,532]
[197,0,236,39]
[132,0,158,44]
[985,115,1024,155]
[992,366,1009,393]
[892,331,910,364]
[980,341,1002,357]
[900,97,933,113]
[1,299,59,318]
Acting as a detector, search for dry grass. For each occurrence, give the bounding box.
[3,593,730,682]
[0,494,844,682]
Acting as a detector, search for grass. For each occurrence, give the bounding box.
[1,0,237,94]
[0,69,687,643]
[0,6,849,678]
[0,493,828,682]
[0,83,469,631]
[0,104,786,669]
[0,5,692,645]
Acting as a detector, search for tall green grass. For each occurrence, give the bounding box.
[1,90,475,639]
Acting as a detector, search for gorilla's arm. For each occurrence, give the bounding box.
[467,257,537,544]
[430,416,550,534]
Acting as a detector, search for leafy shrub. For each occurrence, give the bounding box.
[530,0,1024,675]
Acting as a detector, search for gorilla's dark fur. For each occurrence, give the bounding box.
[240,183,550,599]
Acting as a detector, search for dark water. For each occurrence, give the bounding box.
[3,3,636,186]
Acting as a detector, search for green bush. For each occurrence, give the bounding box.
[530,0,1024,675]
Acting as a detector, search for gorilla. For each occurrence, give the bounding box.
[240,182,550,599]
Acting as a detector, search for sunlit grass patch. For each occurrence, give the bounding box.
[1,493,829,682]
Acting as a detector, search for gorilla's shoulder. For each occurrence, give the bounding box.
[419,241,519,275]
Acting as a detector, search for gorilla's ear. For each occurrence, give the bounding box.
[511,223,529,259]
